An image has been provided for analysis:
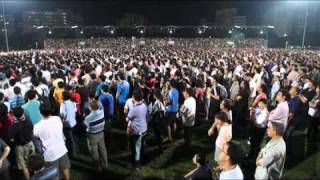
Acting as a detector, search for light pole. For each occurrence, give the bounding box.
[1,0,9,52]
[301,2,309,50]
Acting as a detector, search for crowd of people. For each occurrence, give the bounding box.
[44,37,267,49]
[0,39,319,179]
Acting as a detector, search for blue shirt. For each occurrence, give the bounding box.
[116,80,130,105]
[127,102,149,135]
[99,93,114,117]
[22,100,42,125]
[166,88,179,112]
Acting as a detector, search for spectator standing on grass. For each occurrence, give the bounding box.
[165,80,179,141]
[126,90,148,170]
[34,104,70,180]
[84,99,108,171]
[255,121,286,180]
[219,140,245,180]
[9,107,35,180]
[208,112,232,163]
[268,89,289,130]
[184,152,212,180]
[22,90,42,125]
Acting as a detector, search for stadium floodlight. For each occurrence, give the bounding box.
[48,30,52,34]
[140,29,144,34]
[284,33,287,37]
[267,25,275,29]
[198,29,203,34]
[80,30,83,34]
[260,30,264,34]
[228,30,232,34]
[234,25,241,29]
[110,29,114,34]
[169,29,173,34]
[71,25,78,29]
[36,26,44,29]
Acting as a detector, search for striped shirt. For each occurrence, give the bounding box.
[84,109,105,134]
[9,95,25,109]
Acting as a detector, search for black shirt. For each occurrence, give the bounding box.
[191,164,212,180]
[9,118,33,146]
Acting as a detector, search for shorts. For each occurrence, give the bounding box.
[46,153,71,173]
[16,141,35,170]
[166,112,177,126]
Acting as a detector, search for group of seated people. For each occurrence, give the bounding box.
[0,41,319,180]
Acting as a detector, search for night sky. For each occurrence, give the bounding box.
[3,1,287,26]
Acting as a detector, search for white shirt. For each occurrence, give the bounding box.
[183,97,196,116]
[124,98,134,115]
[42,70,51,83]
[60,100,77,128]
[255,108,269,128]
[34,116,68,162]
[4,86,14,100]
[220,165,244,180]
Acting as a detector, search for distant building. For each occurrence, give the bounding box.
[215,8,247,27]
[22,10,83,32]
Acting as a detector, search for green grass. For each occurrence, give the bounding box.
[70,120,319,180]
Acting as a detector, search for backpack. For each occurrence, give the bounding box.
[36,89,51,107]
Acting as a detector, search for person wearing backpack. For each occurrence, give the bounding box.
[150,89,165,153]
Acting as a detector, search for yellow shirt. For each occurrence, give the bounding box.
[54,88,64,106]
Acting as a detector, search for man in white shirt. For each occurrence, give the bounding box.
[34,104,70,180]
[219,140,245,180]
[180,87,196,147]
[249,100,269,159]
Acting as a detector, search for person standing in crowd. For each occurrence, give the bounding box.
[255,121,286,180]
[126,90,148,170]
[251,84,268,108]
[208,112,232,163]
[22,90,42,125]
[248,100,269,159]
[150,89,166,153]
[9,107,35,180]
[99,84,114,143]
[0,138,11,180]
[270,75,281,101]
[180,87,196,148]
[84,99,108,172]
[60,91,77,159]
[229,75,240,101]
[220,99,233,122]
[27,154,58,180]
[268,89,290,129]
[165,80,179,141]
[116,72,130,126]
[9,86,25,109]
[219,140,245,180]
[0,92,10,112]
[53,81,65,108]
[34,104,70,180]
[184,152,212,180]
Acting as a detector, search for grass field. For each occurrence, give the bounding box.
[70,120,320,180]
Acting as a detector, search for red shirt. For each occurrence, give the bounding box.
[71,92,81,114]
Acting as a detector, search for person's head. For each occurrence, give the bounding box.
[289,86,300,97]
[31,78,40,87]
[183,87,193,99]
[266,121,285,138]
[62,91,70,101]
[258,99,268,110]
[40,103,52,117]
[133,90,143,102]
[99,74,106,83]
[89,99,100,111]
[117,72,125,81]
[220,99,233,111]
[13,86,21,95]
[276,89,290,102]
[9,78,16,87]
[12,107,24,120]
[57,81,64,89]
[169,79,177,89]
[90,73,97,81]
[26,90,37,101]
[28,154,45,174]
[219,140,245,167]
[101,84,109,93]
[153,88,163,102]
[214,111,231,126]
[0,103,8,122]
[258,84,268,94]
[192,152,206,166]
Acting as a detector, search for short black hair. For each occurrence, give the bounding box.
[169,79,177,88]
[117,72,125,80]
[40,103,52,117]
[278,89,290,101]
[259,99,268,105]
[28,154,45,172]
[9,78,16,86]
[26,90,37,100]
[215,111,231,124]
[13,86,21,95]
[101,84,109,93]
[99,74,106,82]
[184,87,194,97]
[195,152,206,165]
[12,107,24,119]
[133,90,143,102]
[226,140,246,165]
[57,81,64,89]
[63,91,70,101]
[222,99,233,110]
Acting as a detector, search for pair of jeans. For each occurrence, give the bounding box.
[129,133,145,167]
[63,127,76,158]
[183,126,193,147]
[87,132,108,170]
